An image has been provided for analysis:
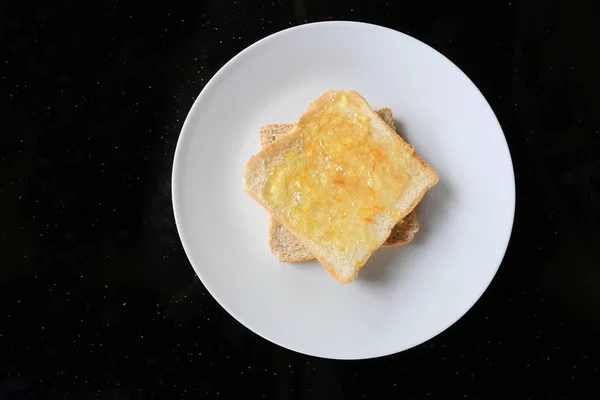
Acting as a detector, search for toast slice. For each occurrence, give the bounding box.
[260,108,420,263]
[243,90,439,283]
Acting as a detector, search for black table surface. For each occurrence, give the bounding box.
[1,0,599,398]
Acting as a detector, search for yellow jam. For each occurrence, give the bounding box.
[263,91,412,253]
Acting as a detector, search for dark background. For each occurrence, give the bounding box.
[1,0,599,398]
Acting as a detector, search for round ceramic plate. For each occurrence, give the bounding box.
[172,21,515,359]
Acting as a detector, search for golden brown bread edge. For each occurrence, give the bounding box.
[259,108,420,263]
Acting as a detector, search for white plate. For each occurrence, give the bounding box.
[172,21,515,359]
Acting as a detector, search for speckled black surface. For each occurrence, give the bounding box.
[1,0,599,398]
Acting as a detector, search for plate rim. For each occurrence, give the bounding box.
[171,20,516,360]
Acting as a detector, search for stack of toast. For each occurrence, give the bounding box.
[243,91,438,283]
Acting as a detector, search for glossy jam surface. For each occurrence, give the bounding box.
[263,91,412,252]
